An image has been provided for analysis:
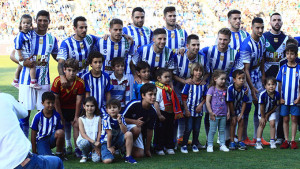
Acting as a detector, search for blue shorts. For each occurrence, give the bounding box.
[37,132,56,155]
[101,131,124,161]
[280,105,300,116]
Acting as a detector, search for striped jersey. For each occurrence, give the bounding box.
[237,36,266,83]
[258,90,280,117]
[20,31,58,85]
[110,73,131,107]
[276,64,300,105]
[263,31,288,72]
[229,30,250,50]
[164,27,188,51]
[82,71,113,108]
[123,25,153,48]
[132,43,175,70]
[100,113,126,144]
[181,83,207,117]
[57,34,99,77]
[14,31,32,58]
[30,110,63,141]
[201,45,239,76]
[226,84,249,115]
[96,36,134,75]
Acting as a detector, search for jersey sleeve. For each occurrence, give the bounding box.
[258,92,265,104]
[206,87,214,96]
[30,113,40,131]
[55,113,63,130]
[276,66,283,82]
[146,106,157,130]
[226,86,234,102]
[104,74,113,93]
[91,35,100,46]
[122,27,128,35]
[239,42,252,64]
[51,37,59,55]
[122,102,136,118]
[132,46,142,65]
[166,50,176,70]
[51,77,61,94]
[102,115,112,130]
[156,88,162,103]
[77,79,85,95]
[57,40,69,60]
[242,88,249,102]
[82,74,90,92]
[14,32,24,50]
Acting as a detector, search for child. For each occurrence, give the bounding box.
[180,63,207,153]
[30,92,66,160]
[110,57,130,109]
[51,58,85,157]
[154,68,183,155]
[76,97,102,163]
[227,69,248,150]
[255,77,280,149]
[206,69,230,152]
[12,14,40,89]
[82,51,112,112]
[101,99,137,164]
[132,61,152,100]
[276,44,300,149]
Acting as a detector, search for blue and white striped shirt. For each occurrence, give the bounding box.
[82,71,113,108]
[20,31,58,85]
[123,25,153,48]
[57,34,99,77]
[258,90,280,117]
[226,84,249,115]
[181,84,207,117]
[229,30,250,50]
[276,64,300,105]
[110,73,131,108]
[14,31,32,58]
[164,27,188,51]
[100,113,126,144]
[132,43,175,70]
[237,36,266,83]
[30,110,63,141]
[96,36,134,75]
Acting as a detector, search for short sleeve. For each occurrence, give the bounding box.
[55,113,63,130]
[258,92,265,104]
[14,32,24,50]
[226,86,234,102]
[102,115,112,130]
[239,42,251,64]
[77,79,85,95]
[146,107,156,130]
[276,66,283,82]
[51,37,59,55]
[57,40,69,60]
[242,88,249,102]
[30,113,40,131]
[104,74,113,92]
[156,88,162,103]
[132,46,142,65]
[51,77,61,94]
[181,84,190,95]
[206,87,214,96]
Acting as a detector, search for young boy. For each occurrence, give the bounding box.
[82,51,112,113]
[51,58,85,157]
[101,99,137,164]
[255,77,280,149]
[276,44,300,149]
[226,69,248,150]
[110,57,130,109]
[123,83,157,158]
[30,92,65,160]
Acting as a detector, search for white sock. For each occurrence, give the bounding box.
[66,140,72,147]
[257,138,261,142]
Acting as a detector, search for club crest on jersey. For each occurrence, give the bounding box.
[103,49,107,54]
[114,44,118,50]
[274,38,278,43]
[39,38,43,44]
[220,54,224,61]
[171,32,175,38]
[139,30,143,36]
[235,33,239,40]
[72,51,76,57]
[266,42,270,48]
[80,43,84,49]
[155,56,160,62]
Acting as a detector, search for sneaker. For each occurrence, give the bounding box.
[197,143,206,149]
[220,145,229,152]
[125,155,137,164]
[11,81,19,89]
[252,138,257,143]
[255,142,263,150]
[56,153,68,161]
[234,135,239,143]
[280,140,290,149]
[244,137,255,146]
[192,145,199,152]
[29,82,42,90]
[180,145,188,154]
[270,142,277,149]
[238,142,247,150]
[261,138,270,146]
[156,150,165,155]
[291,141,298,149]
[75,147,82,158]
[79,157,87,163]
[207,145,213,152]
[275,138,283,145]
[66,146,72,155]
[166,149,175,155]
[229,142,236,150]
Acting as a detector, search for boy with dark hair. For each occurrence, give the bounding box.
[31,92,66,160]
[123,83,157,158]
[101,99,137,164]
[51,58,85,157]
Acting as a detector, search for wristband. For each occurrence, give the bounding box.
[19,61,24,66]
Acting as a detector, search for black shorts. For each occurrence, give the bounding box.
[61,109,75,122]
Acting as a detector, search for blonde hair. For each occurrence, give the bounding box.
[190,62,204,77]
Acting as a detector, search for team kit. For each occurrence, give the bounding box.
[11,6,300,164]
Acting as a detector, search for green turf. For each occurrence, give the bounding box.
[1,55,299,169]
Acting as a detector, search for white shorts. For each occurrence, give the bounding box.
[19,84,50,110]
[258,112,276,121]
[126,124,144,149]
[248,80,264,102]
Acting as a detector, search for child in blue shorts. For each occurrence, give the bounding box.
[276,44,300,149]
[101,99,137,164]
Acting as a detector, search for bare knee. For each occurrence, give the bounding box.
[125,131,133,139]
[102,159,113,164]
[55,129,65,138]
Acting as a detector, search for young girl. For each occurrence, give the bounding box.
[255,77,280,149]
[206,69,230,152]
[76,97,101,163]
[180,63,207,153]
[12,14,40,89]
[153,68,183,155]
[132,61,152,100]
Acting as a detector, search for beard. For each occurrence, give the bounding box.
[271,25,281,32]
